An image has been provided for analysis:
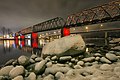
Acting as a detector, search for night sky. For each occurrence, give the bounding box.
[0,0,119,32]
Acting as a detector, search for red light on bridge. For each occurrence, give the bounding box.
[63,27,70,36]
[20,35,25,40]
[32,39,38,48]
[21,40,25,47]
[32,32,38,39]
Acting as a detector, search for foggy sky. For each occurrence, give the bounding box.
[0,0,117,32]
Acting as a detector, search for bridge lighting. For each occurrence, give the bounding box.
[54,32,56,34]
[85,27,88,30]
[73,28,76,30]
[100,24,103,27]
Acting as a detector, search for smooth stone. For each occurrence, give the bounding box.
[12,75,24,80]
[45,66,71,75]
[74,65,82,69]
[91,76,107,80]
[29,59,35,63]
[35,57,42,62]
[100,64,112,71]
[5,59,15,66]
[94,53,102,57]
[30,54,37,59]
[18,55,29,66]
[27,72,36,80]
[95,57,100,61]
[59,56,72,61]
[0,66,14,76]
[85,62,92,66]
[68,62,72,67]
[82,57,95,62]
[46,62,52,68]
[100,57,111,64]
[77,61,84,66]
[55,72,64,80]
[43,74,54,80]
[9,66,25,78]
[51,56,57,60]
[71,58,75,62]
[35,60,47,74]
[106,53,118,61]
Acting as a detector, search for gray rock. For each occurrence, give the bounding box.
[29,59,35,63]
[68,62,72,67]
[35,57,42,62]
[82,57,95,62]
[12,75,24,80]
[100,64,112,71]
[100,57,111,64]
[5,59,15,66]
[45,66,71,75]
[85,62,92,66]
[114,67,120,76]
[43,74,54,80]
[42,35,86,57]
[51,56,57,61]
[9,66,25,78]
[27,72,36,80]
[106,53,118,61]
[95,57,100,61]
[0,66,14,76]
[77,61,84,66]
[30,54,37,59]
[18,55,29,66]
[94,53,102,57]
[34,60,47,74]
[55,72,64,80]
[59,56,72,61]
[46,62,52,68]
[74,65,82,69]
[71,58,75,62]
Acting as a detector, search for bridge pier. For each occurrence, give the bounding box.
[31,32,38,48]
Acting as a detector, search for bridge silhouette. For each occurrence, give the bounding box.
[16,0,120,37]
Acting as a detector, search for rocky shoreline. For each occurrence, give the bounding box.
[0,50,120,80]
[0,36,120,80]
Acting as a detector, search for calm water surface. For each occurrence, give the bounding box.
[0,38,109,66]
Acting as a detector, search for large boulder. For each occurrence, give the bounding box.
[42,35,86,57]
[106,53,118,61]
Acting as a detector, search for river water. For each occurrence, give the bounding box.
[0,38,110,66]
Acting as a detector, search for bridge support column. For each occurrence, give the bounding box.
[61,27,70,37]
[31,32,38,48]
[105,32,108,39]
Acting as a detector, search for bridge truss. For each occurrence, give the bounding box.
[65,0,120,27]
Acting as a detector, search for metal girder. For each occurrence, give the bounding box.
[33,17,65,32]
[65,0,120,27]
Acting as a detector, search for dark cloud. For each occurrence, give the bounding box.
[0,0,117,32]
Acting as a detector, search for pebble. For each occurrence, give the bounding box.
[35,60,47,74]
[0,66,14,76]
[51,56,57,61]
[46,62,53,67]
[18,55,29,66]
[9,66,25,78]
[106,53,118,61]
[82,57,95,62]
[12,75,24,80]
[59,56,72,61]
[74,65,82,69]
[27,72,36,80]
[100,57,111,64]
[77,61,84,66]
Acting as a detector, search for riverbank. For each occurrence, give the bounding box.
[0,38,120,80]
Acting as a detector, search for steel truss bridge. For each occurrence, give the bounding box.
[16,0,120,36]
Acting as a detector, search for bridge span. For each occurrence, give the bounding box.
[14,0,120,48]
